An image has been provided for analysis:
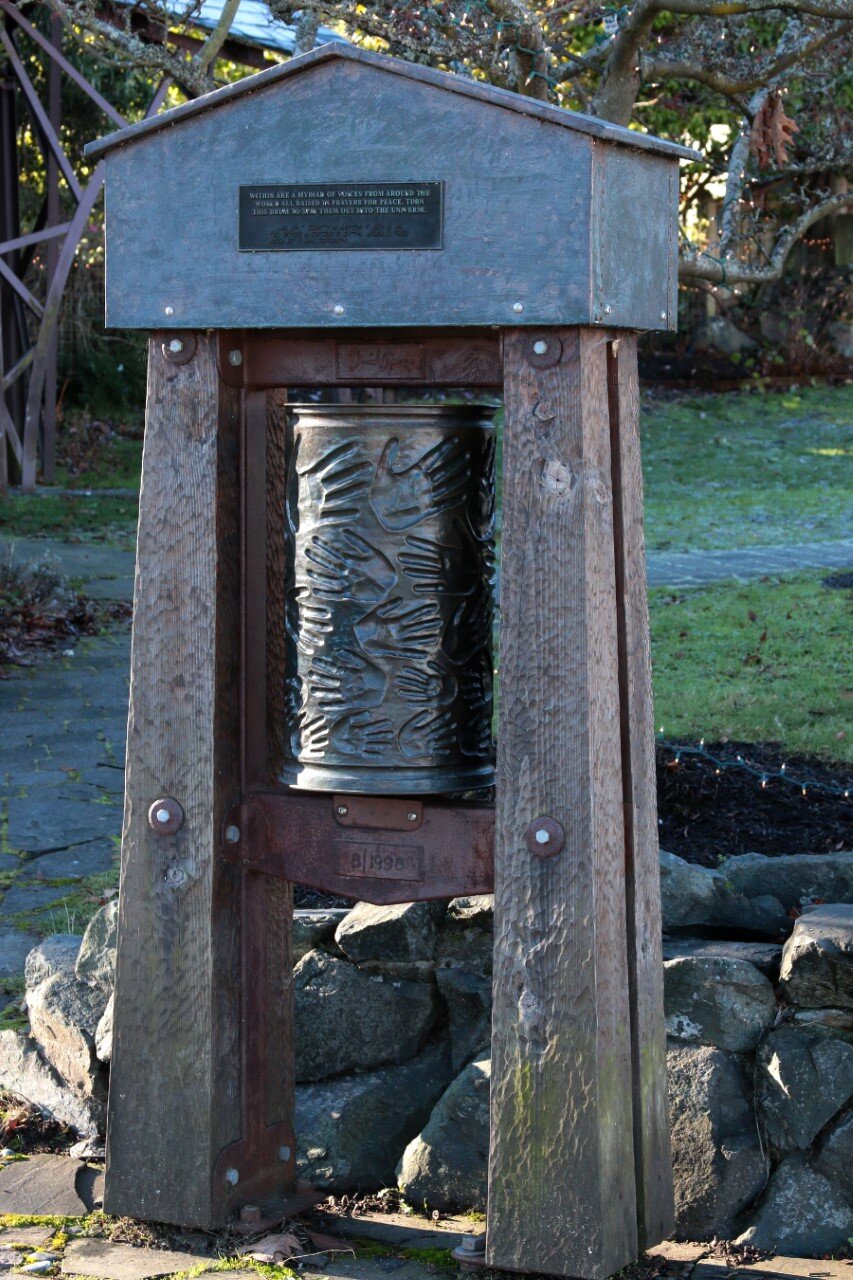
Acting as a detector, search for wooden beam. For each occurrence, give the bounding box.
[607,334,674,1249]
[487,327,638,1279]
[105,334,245,1225]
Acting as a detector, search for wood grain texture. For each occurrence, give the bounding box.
[487,328,637,1279]
[105,335,242,1226]
[607,335,674,1248]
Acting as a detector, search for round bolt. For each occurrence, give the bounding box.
[229,349,243,367]
[164,305,174,317]
[225,824,241,844]
[512,302,524,314]
[660,311,667,321]
[337,805,348,816]
[279,1145,292,1162]
[240,1204,262,1225]
[168,338,184,354]
[407,812,418,822]
[333,303,345,316]
[533,340,548,355]
[461,1236,486,1255]
[225,1167,239,1187]
[604,304,612,315]
[525,815,566,858]
[147,797,184,836]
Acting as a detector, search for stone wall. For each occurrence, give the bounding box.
[1,851,851,1256]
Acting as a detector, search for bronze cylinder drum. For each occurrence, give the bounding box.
[280,403,496,794]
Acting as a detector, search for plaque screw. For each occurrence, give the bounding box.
[164,305,174,317]
[407,812,418,822]
[279,1145,291,1162]
[337,805,348,816]
[229,349,243,366]
[333,304,345,316]
[512,302,524,314]
[225,1168,239,1187]
[533,340,548,355]
[604,304,612,315]
[225,824,241,844]
[168,338,184,354]
[535,828,550,844]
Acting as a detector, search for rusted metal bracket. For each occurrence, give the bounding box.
[223,790,494,906]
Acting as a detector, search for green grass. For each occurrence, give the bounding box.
[649,570,852,762]
[641,383,852,552]
[0,493,138,546]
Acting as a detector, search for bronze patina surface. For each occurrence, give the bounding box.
[281,403,496,794]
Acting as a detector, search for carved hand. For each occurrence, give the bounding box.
[355,597,443,660]
[397,659,458,705]
[307,647,387,707]
[298,439,372,523]
[370,437,470,531]
[398,518,480,595]
[398,708,456,759]
[329,709,395,758]
[303,529,396,601]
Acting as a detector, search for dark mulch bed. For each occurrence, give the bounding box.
[657,739,852,867]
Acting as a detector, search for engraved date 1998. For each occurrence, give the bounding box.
[335,841,424,881]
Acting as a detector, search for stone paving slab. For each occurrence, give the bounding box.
[18,844,117,883]
[0,1227,56,1248]
[0,537,135,602]
[0,1155,91,1216]
[646,538,851,590]
[0,928,41,978]
[62,1241,212,1280]
[326,1209,469,1249]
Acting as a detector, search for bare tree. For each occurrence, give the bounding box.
[37,0,853,286]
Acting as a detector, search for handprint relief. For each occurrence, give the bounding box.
[398,518,481,596]
[355,597,443,661]
[307,647,387,709]
[296,437,372,525]
[370,438,470,531]
[396,659,458,706]
[398,709,456,760]
[301,529,396,601]
[329,709,395,758]
[468,431,497,538]
[286,588,333,655]
[293,710,329,759]
[443,593,493,666]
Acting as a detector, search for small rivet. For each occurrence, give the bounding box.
[407,812,418,822]
[168,338,183,354]
[225,1168,239,1187]
[512,302,524,314]
[604,304,612,315]
[660,311,667,321]
[225,825,241,844]
[533,340,548,355]
[279,1145,291,1162]
[164,305,174,317]
[229,349,243,366]
[337,805,348,816]
[156,808,170,824]
[333,304,345,316]
[535,828,550,844]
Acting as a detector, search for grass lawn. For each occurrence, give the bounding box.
[650,570,852,763]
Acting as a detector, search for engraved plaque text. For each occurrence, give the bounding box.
[335,841,425,881]
[239,182,443,251]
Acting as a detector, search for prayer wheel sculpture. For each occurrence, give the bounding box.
[88,42,699,1278]
[282,404,496,795]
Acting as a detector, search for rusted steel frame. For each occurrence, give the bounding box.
[1,345,31,391]
[0,221,71,256]
[20,77,170,491]
[0,1,127,127]
[0,253,43,317]
[225,790,495,906]
[0,392,21,463]
[241,387,268,789]
[41,13,61,482]
[218,329,503,389]
[0,29,83,203]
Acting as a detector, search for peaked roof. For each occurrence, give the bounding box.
[85,42,700,162]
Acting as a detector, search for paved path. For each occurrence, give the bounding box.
[0,531,849,979]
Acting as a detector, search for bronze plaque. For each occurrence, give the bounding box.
[239,182,443,251]
[335,841,425,881]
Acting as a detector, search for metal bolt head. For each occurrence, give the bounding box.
[407,812,418,822]
[147,797,184,836]
[535,828,550,844]
[225,824,241,844]
[525,815,566,858]
[604,304,612,315]
[164,305,174,317]
[168,338,184,354]
[240,1204,262,1224]
[229,349,243,366]
[225,1167,239,1187]
[512,302,524,314]
[533,340,548,355]
[660,311,667,321]
[333,303,345,316]
[461,1236,486,1255]
[337,805,348,816]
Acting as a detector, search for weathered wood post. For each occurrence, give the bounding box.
[88,44,696,1272]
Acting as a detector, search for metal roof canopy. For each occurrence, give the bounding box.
[89,43,698,332]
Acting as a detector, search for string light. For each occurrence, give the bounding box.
[656,734,852,800]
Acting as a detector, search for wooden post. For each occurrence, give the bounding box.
[607,334,674,1248]
[487,328,639,1279]
[105,334,294,1226]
